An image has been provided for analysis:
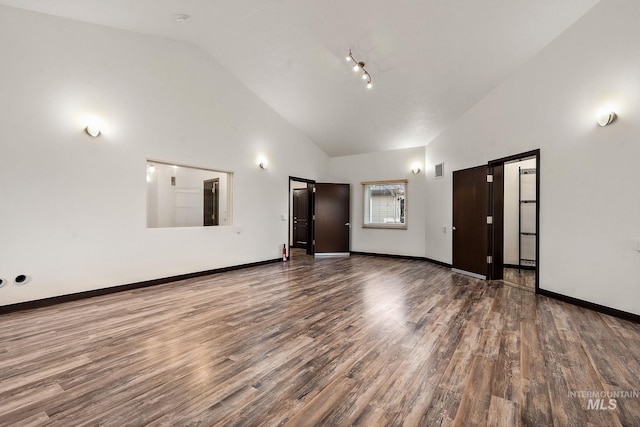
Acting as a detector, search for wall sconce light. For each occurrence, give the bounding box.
[146,164,155,182]
[596,111,616,127]
[84,116,102,137]
[259,159,268,170]
[411,163,421,174]
[346,50,373,89]
[85,124,101,137]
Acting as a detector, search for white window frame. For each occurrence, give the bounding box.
[362,179,408,229]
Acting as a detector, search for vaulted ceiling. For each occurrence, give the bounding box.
[0,0,600,156]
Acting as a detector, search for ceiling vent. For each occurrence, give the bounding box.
[435,163,444,179]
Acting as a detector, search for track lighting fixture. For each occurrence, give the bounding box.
[346,50,373,89]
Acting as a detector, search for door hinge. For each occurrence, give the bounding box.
[312,187,316,193]
[487,174,493,183]
[487,256,493,264]
[487,216,493,224]
[312,214,316,220]
[313,239,316,245]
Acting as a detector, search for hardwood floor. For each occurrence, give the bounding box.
[502,268,535,291]
[1,254,640,426]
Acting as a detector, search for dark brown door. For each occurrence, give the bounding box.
[203,178,219,226]
[489,163,504,280]
[314,183,350,253]
[293,188,309,248]
[452,165,488,277]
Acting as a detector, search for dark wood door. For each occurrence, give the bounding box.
[203,179,219,226]
[314,183,350,254]
[489,163,504,280]
[292,188,309,249]
[452,165,488,277]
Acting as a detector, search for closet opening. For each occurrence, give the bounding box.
[488,149,540,292]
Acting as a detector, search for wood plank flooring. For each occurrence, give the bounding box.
[1,254,640,426]
[503,268,535,291]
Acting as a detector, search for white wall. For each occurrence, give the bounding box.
[3,2,639,317]
[423,0,640,315]
[0,6,329,306]
[329,146,427,257]
[504,158,536,265]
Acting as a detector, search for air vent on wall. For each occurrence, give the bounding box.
[435,162,444,179]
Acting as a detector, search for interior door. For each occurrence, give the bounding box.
[314,183,350,254]
[203,178,219,226]
[489,163,504,280]
[292,188,309,248]
[452,165,488,278]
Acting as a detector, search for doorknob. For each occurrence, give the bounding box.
[345,223,350,226]
[452,226,456,230]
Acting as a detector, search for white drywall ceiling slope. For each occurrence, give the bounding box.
[0,0,600,156]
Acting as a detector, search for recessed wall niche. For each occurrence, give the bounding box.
[146,160,233,228]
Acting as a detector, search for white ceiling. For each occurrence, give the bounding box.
[0,0,600,157]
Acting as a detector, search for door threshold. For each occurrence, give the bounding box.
[315,252,350,258]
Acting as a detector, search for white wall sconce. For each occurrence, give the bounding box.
[84,116,103,137]
[259,159,268,170]
[146,164,156,182]
[85,124,101,137]
[411,163,421,174]
[596,111,617,127]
